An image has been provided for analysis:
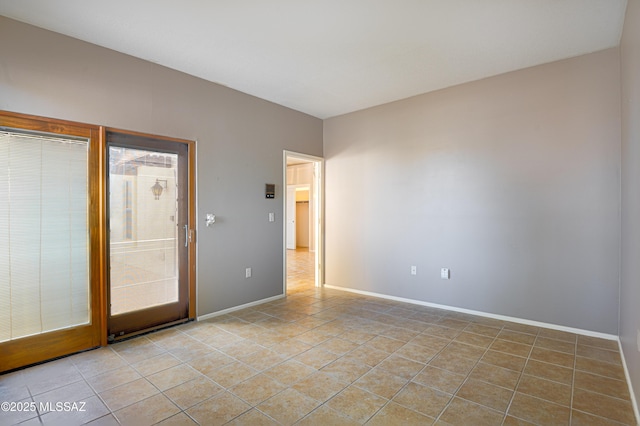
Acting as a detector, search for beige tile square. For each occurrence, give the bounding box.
[327,386,388,423]
[574,370,630,400]
[454,331,494,348]
[354,368,408,399]
[321,358,371,383]
[270,339,312,358]
[226,409,279,425]
[516,374,571,406]
[187,351,235,377]
[537,329,576,343]
[164,375,223,409]
[377,354,425,379]
[394,342,439,363]
[439,341,486,361]
[392,381,451,418]
[523,359,573,385]
[429,351,477,376]
[218,340,265,358]
[100,378,159,412]
[422,324,460,340]
[317,337,359,355]
[457,379,513,412]
[502,323,539,336]
[86,365,142,392]
[207,361,257,388]
[489,339,531,358]
[413,365,466,394]
[570,409,626,425]
[439,397,504,426]
[436,318,469,330]
[114,393,179,426]
[469,362,520,390]
[237,348,286,371]
[168,340,213,362]
[507,392,570,425]
[186,391,251,425]
[497,330,536,345]
[575,356,626,380]
[464,323,501,338]
[147,364,201,391]
[535,337,575,354]
[576,344,622,365]
[293,371,348,402]
[72,348,127,377]
[381,326,421,342]
[154,412,198,425]
[530,347,574,368]
[296,405,360,426]
[572,388,636,424]
[366,336,406,353]
[368,401,435,425]
[481,350,526,372]
[577,336,619,351]
[295,329,332,345]
[410,333,450,351]
[263,359,316,386]
[343,345,390,367]
[132,353,182,377]
[339,329,376,344]
[294,346,340,368]
[257,388,321,425]
[229,373,287,405]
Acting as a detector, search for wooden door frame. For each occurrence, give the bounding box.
[103,127,197,340]
[0,111,105,372]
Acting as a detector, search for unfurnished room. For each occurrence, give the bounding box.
[0,1,639,425]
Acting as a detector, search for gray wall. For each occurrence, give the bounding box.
[621,0,640,410]
[324,48,621,334]
[0,17,323,316]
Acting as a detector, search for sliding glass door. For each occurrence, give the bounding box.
[0,112,103,373]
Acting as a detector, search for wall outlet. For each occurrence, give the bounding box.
[268,212,275,222]
[411,266,417,275]
[245,267,252,278]
[637,329,640,353]
[441,268,450,279]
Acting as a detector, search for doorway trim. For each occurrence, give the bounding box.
[283,151,324,292]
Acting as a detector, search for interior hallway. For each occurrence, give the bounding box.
[0,252,635,425]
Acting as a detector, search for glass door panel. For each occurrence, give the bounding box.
[106,131,191,340]
[0,111,102,373]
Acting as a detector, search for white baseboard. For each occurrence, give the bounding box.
[618,341,640,425]
[324,284,617,340]
[197,294,285,321]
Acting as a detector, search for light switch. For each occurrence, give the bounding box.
[441,268,450,279]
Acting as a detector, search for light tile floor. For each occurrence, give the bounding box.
[0,249,636,425]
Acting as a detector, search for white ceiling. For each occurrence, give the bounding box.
[0,1,628,119]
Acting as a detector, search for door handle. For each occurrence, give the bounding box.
[184,224,188,247]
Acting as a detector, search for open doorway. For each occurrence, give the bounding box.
[284,151,323,294]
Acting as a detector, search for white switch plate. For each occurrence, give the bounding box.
[411,266,417,275]
[245,268,252,278]
[269,212,275,222]
[441,268,450,279]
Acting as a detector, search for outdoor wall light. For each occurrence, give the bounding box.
[151,179,168,200]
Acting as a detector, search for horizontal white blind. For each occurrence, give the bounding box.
[0,130,90,342]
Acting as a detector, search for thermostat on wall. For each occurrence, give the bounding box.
[265,184,275,199]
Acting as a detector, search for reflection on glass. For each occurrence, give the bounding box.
[109,147,178,315]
